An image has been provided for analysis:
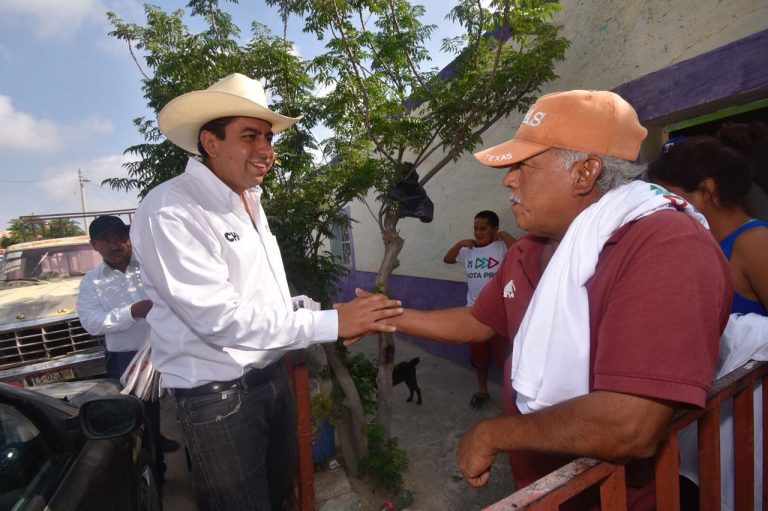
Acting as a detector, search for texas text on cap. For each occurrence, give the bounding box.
[89,215,130,240]
[473,90,648,168]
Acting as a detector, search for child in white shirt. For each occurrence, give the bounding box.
[444,210,515,409]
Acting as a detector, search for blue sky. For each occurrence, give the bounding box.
[0,0,463,231]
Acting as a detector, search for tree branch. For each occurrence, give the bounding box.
[327,1,399,167]
[387,0,433,102]
[127,40,150,80]
[479,1,510,100]
[417,82,539,185]
[356,7,407,96]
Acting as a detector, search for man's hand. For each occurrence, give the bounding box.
[334,288,402,343]
[456,419,497,487]
[454,391,676,489]
[131,299,153,319]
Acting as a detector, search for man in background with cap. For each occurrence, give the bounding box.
[130,73,403,510]
[78,215,153,380]
[77,215,178,481]
[350,90,733,508]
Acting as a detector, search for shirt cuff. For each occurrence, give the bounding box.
[310,309,339,343]
[117,304,137,327]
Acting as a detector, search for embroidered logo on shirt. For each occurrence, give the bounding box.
[224,232,240,242]
[502,279,516,299]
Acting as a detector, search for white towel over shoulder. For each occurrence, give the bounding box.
[512,180,707,413]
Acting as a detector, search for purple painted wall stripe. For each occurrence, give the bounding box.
[336,269,504,382]
[615,29,768,122]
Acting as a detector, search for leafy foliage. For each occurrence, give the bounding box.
[310,392,335,421]
[3,217,85,246]
[360,421,409,492]
[323,344,379,415]
[268,0,568,229]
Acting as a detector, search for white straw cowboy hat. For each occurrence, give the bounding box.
[158,73,303,155]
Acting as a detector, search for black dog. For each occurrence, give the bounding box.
[392,357,422,405]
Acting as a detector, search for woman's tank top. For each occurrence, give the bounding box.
[719,218,768,315]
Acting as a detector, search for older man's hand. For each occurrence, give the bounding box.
[456,419,497,487]
[334,288,402,343]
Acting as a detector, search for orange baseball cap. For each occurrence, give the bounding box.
[473,90,648,168]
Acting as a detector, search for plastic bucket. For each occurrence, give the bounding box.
[312,418,335,464]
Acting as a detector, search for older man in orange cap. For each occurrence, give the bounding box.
[352,90,733,509]
[131,73,403,510]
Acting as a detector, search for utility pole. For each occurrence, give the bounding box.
[78,169,90,232]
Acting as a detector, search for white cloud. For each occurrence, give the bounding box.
[94,32,132,56]
[70,116,115,140]
[314,80,337,99]
[37,153,141,214]
[0,95,62,151]
[0,95,114,152]
[0,0,105,39]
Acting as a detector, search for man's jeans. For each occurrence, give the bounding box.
[175,365,297,511]
[105,349,137,380]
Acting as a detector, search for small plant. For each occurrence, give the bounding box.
[359,422,409,492]
[310,393,334,430]
[322,343,379,414]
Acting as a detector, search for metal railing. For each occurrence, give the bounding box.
[484,360,768,510]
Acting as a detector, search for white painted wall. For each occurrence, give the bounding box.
[349,0,768,281]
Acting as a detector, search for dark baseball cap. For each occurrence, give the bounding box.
[89,215,130,240]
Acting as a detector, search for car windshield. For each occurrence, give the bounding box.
[0,243,100,285]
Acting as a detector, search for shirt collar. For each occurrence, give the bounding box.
[516,235,548,288]
[98,254,139,280]
[184,157,263,208]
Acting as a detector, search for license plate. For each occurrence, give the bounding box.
[30,368,76,385]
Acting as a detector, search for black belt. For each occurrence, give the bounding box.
[172,361,282,399]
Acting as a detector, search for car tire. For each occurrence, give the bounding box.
[137,449,162,511]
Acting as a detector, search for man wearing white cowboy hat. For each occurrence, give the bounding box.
[349,90,733,508]
[130,73,403,510]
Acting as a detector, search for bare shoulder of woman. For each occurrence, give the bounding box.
[733,224,768,305]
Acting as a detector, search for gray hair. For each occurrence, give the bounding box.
[551,148,646,192]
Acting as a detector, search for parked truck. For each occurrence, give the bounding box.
[0,210,135,386]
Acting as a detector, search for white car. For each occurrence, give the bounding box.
[0,236,106,387]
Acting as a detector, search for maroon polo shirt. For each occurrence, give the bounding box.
[472,209,732,509]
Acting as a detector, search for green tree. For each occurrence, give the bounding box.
[268,0,568,435]
[3,218,33,246]
[3,217,85,245]
[105,0,568,475]
[105,0,378,475]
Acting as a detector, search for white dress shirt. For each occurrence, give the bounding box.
[77,256,150,352]
[131,157,339,389]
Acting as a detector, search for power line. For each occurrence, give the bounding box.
[84,181,140,201]
[0,174,73,184]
